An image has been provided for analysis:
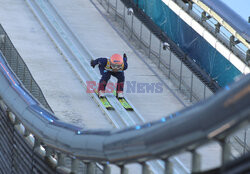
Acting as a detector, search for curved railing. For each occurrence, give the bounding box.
[1,37,250,173]
[0,0,250,173]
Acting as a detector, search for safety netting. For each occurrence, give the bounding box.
[133,0,241,87]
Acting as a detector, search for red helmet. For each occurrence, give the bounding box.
[110,54,123,69]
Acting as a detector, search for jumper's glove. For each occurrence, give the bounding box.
[90,60,95,68]
[123,53,127,59]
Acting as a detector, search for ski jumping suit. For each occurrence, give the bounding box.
[91,56,128,93]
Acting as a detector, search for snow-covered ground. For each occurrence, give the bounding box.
[0,0,112,129]
[50,0,187,122]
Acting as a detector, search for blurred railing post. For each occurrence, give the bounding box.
[221,139,231,165]
[120,165,128,174]
[191,150,201,173]
[158,42,162,67]
[71,158,79,174]
[103,164,111,174]
[164,159,173,174]
[115,0,118,21]
[179,60,183,89]
[141,162,151,174]
[190,73,194,102]
[107,0,110,13]
[149,31,152,58]
[86,162,96,174]
[127,7,134,39]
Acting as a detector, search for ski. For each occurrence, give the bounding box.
[94,90,133,111]
[113,91,133,111]
[94,90,114,110]
[118,98,134,111]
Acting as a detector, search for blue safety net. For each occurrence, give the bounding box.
[133,0,241,87]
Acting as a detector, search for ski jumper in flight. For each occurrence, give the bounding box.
[90,53,128,98]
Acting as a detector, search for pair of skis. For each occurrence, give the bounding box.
[95,90,133,111]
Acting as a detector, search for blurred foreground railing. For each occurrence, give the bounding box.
[1,51,250,173]
[0,104,58,174]
[0,2,250,174]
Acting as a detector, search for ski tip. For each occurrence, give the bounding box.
[107,106,115,110]
[126,108,134,111]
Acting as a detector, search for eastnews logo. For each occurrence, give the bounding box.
[86,81,163,93]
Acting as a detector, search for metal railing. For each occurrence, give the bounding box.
[1,46,250,173]
[0,100,103,174]
[0,1,250,174]
[0,105,58,174]
[96,0,214,102]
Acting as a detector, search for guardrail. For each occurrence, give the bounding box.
[1,1,250,173]
[0,49,103,174]
[1,27,250,174]
[0,104,58,174]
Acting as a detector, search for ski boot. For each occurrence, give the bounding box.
[116,92,124,99]
[98,90,105,98]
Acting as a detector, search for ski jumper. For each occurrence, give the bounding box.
[91,56,128,93]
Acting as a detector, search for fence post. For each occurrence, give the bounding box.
[191,150,201,173]
[203,85,206,100]
[149,32,152,58]
[158,42,162,67]
[70,158,79,174]
[120,165,128,174]
[57,153,66,167]
[107,0,110,13]
[86,162,95,174]
[123,5,125,30]
[10,110,16,174]
[164,158,173,174]
[139,21,143,47]
[168,49,172,78]
[221,139,231,165]
[243,128,247,154]
[115,0,118,21]
[131,14,134,39]
[141,162,151,174]
[190,73,194,102]
[0,34,5,44]
[127,8,134,39]
[246,49,250,63]
[179,60,183,89]
[103,164,111,174]
[44,146,55,168]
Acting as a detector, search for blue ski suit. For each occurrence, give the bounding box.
[91,56,128,93]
